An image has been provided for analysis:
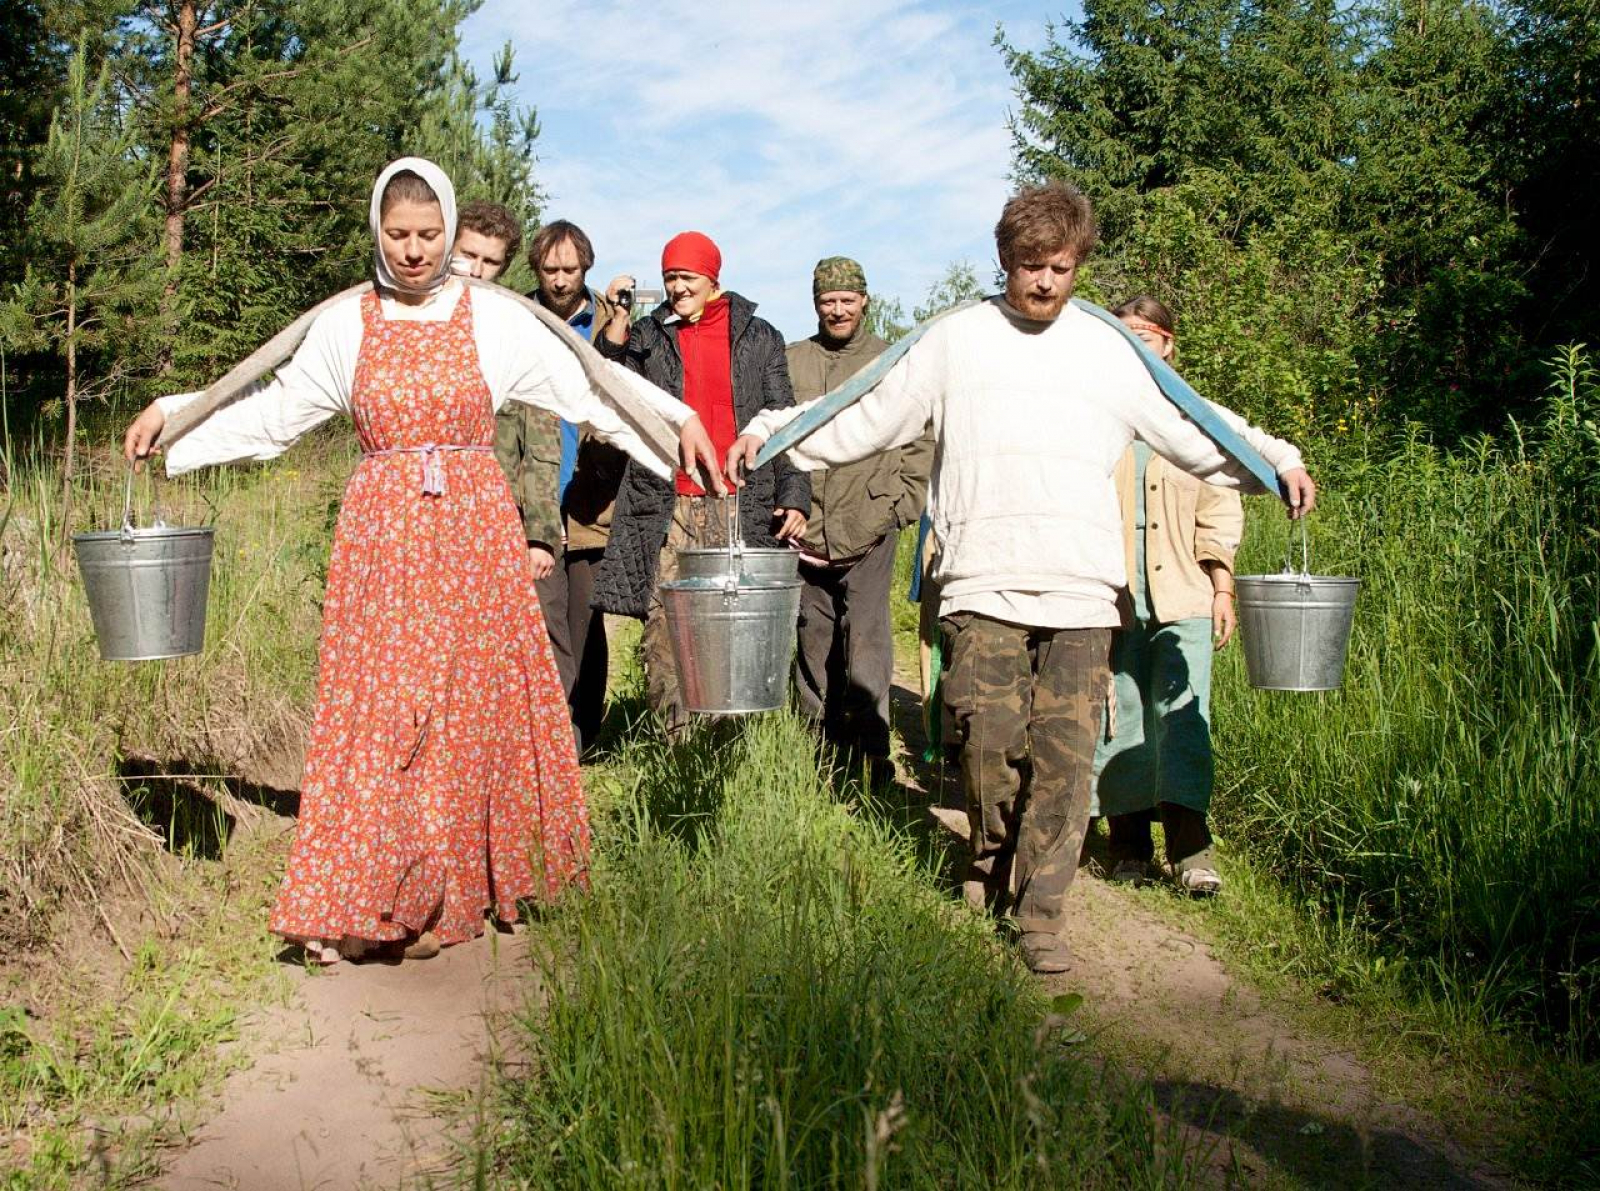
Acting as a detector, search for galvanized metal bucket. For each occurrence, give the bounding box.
[1236,524,1358,692]
[659,496,801,714]
[675,546,799,583]
[72,467,214,661]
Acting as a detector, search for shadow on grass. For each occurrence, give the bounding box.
[1153,1076,1502,1189]
[117,756,299,860]
[830,679,968,890]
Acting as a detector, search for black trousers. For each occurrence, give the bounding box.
[793,532,897,759]
[534,547,609,753]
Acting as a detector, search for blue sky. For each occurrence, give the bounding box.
[460,2,1078,341]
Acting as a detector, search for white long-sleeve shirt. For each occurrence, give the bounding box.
[743,298,1306,629]
[157,279,690,478]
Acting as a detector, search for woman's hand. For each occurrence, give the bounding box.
[726,434,765,488]
[679,414,727,497]
[1212,591,1237,649]
[772,508,807,541]
[1281,467,1317,519]
[124,402,167,470]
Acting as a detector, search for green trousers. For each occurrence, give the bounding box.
[1092,615,1215,819]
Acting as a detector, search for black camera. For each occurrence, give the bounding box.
[617,287,634,310]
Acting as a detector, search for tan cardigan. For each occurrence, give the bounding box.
[1114,447,1244,624]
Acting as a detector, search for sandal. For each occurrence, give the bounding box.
[299,938,342,966]
[1172,864,1223,896]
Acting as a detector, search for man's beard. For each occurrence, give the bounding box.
[542,288,583,318]
[1009,290,1068,322]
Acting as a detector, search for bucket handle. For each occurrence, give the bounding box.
[120,462,166,539]
[721,491,743,599]
[1281,517,1311,581]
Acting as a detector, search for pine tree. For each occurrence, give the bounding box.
[412,40,542,289]
[0,37,162,501]
[118,0,544,387]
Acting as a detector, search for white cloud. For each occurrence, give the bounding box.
[461,1,1058,339]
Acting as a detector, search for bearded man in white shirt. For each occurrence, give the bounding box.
[728,181,1316,974]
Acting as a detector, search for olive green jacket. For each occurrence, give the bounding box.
[786,326,932,561]
[493,287,623,547]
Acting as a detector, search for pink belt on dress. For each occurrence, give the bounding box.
[362,444,494,496]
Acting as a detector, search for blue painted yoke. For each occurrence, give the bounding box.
[753,297,1283,497]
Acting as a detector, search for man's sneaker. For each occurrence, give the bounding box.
[1108,859,1148,885]
[1018,931,1075,974]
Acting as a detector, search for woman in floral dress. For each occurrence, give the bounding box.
[124,158,720,963]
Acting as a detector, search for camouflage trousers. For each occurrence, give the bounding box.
[642,496,735,735]
[940,613,1111,934]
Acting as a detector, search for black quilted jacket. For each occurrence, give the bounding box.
[593,292,811,618]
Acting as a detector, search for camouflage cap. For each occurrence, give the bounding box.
[812,256,868,298]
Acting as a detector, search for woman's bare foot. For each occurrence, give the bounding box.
[403,931,441,960]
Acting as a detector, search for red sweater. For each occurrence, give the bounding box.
[674,297,736,497]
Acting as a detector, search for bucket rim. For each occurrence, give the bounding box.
[95,646,205,662]
[73,525,216,543]
[674,545,799,556]
[661,576,802,592]
[1236,572,1360,585]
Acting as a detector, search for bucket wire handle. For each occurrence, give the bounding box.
[722,491,739,598]
[120,463,137,536]
[121,461,166,538]
[1281,517,1310,579]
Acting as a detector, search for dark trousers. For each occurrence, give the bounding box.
[1107,804,1213,867]
[794,532,898,760]
[941,613,1110,935]
[534,547,610,753]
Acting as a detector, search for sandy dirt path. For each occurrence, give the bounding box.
[155,672,1503,1189]
[160,927,533,1190]
[900,679,1506,1189]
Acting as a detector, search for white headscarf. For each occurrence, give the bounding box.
[369,156,458,297]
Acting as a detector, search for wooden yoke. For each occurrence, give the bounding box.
[157,282,372,448]
[155,278,682,473]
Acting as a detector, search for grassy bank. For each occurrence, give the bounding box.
[1,431,341,1184]
[1212,355,1600,1058]
[880,348,1600,1180]
[489,705,1190,1188]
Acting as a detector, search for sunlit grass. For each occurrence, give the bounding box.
[488,707,1193,1188]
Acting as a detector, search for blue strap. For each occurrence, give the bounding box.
[1070,298,1281,494]
[751,301,977,470]
[908,513,930,603]
[754,296,1283,497]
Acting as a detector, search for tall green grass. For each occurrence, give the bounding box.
[1,423,340,1182]
[1212,348,1600,1053]
[491,711,1191,1188]
[0,431,345,943]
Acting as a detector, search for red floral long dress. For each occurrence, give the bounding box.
[269,288,588,947]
